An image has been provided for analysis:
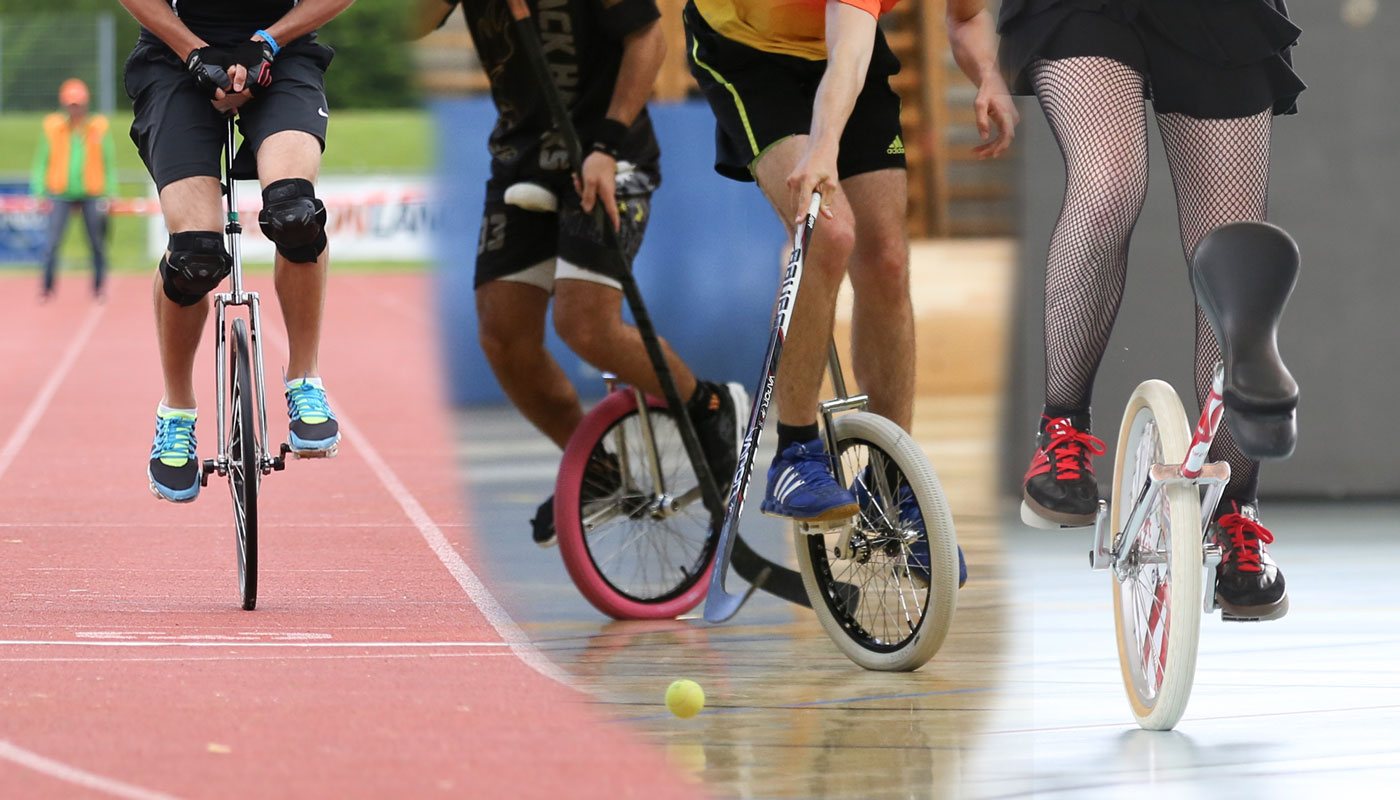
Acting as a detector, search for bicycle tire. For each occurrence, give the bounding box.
[555,390,716,620]
[1110,379,1202,730]
[229,318,259,611]
[795,412,958,671]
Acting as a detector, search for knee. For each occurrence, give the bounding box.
[259,178,327,264]
[807,217,856,285]
[1071,165,1149,234]
[850,239,909,296]
[161,231,231,306]
[477,309,542,367]
[552,303,610,361]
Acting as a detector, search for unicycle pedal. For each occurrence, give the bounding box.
[200,458,216,487]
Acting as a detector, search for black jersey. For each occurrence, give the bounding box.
[447,0,662,183]
[138,0,312,49]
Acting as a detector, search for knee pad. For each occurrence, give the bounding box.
[161,231,231,307]
[258,178,327,263]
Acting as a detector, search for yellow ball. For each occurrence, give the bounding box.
[665,679,705,719]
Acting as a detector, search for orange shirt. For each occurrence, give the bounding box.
[694,0,899,61]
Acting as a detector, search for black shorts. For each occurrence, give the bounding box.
[125,41,334,191]
[999,3,1304,118]
[682,1,905,183]
[473,168,657,291]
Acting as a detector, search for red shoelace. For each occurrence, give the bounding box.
[1040,416,1107,480]
[1217,511,1274,573]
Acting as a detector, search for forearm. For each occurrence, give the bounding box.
[263,0,356,48]
[118,0,205,60]
[808,3,876,157]
[605,20,666,126]
[946,2,1000,88]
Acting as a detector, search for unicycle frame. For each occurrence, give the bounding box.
[1089,365,1230,614]
[203,120,284,484]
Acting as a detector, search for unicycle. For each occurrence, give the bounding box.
[200,119,288,610]
[1085,221,1300,729]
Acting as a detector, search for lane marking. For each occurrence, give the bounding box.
[260,321,567,685]
[0,304,104,485]
[0,640,512,648]
[0,740,181,800]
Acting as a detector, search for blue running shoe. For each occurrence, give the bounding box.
[852,469,967,589]
[760,439,858,522]
[148,410,200,503]
[286,378,340,456]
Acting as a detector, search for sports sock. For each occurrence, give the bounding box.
[776,422,819,453]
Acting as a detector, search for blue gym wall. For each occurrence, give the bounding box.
[432,97,783,405]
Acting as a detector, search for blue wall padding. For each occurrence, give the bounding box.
[433,97,784,406]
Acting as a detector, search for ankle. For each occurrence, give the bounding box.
[776,422,819,452]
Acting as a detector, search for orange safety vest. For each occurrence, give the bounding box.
[43,113,109,197]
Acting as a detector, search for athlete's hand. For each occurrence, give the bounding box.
[786,145,839,223]
[577,150,621,232]
[187,46,235,98]
[972,75,1018,159]
[233,38,276,91]
[211,64,253,113]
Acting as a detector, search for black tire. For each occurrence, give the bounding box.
[229,318,259,611]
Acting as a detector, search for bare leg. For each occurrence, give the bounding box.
[841,168,914,430]
[476,279,583,449]
[155,176,225,409]
[751,135,857,427]
[256,131,326,380]
[552,278,698,402]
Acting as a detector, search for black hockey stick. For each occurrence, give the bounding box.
[505,0,811,608]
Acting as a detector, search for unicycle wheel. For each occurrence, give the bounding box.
[555,390,716,619]
[229,318,259,611]
[1110,380,1203,730]
[795,412,958,671]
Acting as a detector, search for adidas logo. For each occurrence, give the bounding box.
[887,135,905,155]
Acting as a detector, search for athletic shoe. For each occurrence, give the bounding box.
[531,451,622,548]
[1210,501,1288,621]
[148,410,200,503]
[852,469,967,588]
[1022,414,1106,527]
[760,438,858,522]
[285,378,340,456]
[690,381,748,494]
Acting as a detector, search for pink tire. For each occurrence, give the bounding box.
[555,389,717,620]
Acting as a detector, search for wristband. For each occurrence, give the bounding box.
[590,118,628,160]
[254,29,280,56]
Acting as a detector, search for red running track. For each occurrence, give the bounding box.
[0,273,703,800]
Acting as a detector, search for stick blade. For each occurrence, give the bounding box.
[703,567,769,623]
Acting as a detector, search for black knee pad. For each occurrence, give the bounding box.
[161,231,231,306]
[258,178,327,263]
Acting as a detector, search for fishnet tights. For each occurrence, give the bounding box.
[1032,57,1273,501]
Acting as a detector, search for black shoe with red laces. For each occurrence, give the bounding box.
[1022,414,1107,527]
[1211,501,1289,621]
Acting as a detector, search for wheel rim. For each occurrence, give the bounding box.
[1117,410,1172,707]
[806,438,931,653]
[230,369,249,594]
[579,409,713,604]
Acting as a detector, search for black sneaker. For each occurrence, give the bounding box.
[1022,414,1106,527]
[689,381,748,495]
[1211,501,1288,621]
[531,451,622,548]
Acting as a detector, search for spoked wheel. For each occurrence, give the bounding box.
[1110,380,1202,730]
[795,412,958,671]
[229,318,260,611]
[555,390,716,619]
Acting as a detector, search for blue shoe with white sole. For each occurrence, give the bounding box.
[285,378,340,456]
[760,439,859,522]
[148,411,200,503]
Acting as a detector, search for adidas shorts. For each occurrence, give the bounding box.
[683,0,907,183]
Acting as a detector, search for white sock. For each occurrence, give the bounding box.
[157,403,197,418]
[287,376,324,389]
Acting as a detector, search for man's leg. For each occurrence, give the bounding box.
[477,279,582,449]
[750,135,860,522]
[552,279,697,402]
[39,200,73,297]
[841,168,914,431]
[80,198,108,296]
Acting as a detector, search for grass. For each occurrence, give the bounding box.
[0,109,432,274]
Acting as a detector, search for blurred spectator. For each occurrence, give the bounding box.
[31,78,116,300]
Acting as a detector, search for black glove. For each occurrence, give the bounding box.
[186,46,234,97]
[230,39,276,90]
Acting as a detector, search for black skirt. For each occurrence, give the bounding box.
[998,0,1305,118]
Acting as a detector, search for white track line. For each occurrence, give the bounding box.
[260,324,568,685]
[0,640,510,648]
[0,740,182,800]
[0,305,103,484]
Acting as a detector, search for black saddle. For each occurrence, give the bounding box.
[1191,221,1300,460]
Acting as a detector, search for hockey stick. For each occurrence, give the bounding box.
[504,0,812,608]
